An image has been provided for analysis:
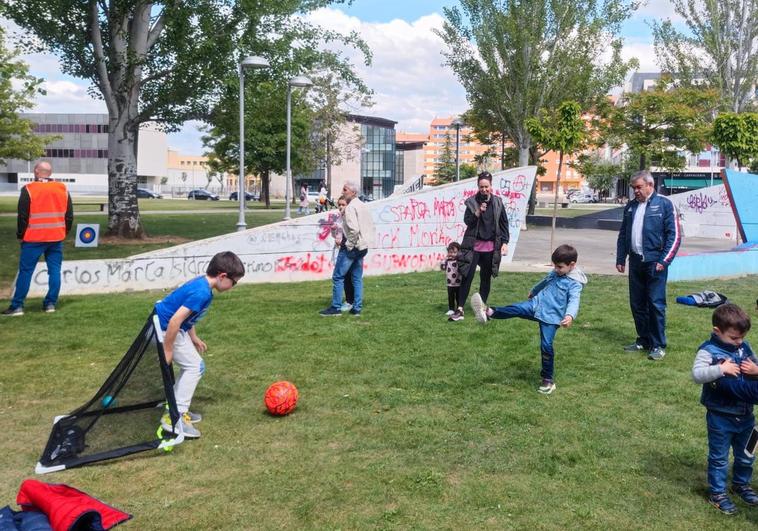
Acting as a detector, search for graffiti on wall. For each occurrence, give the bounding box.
[669,184,738,240]
[26,167,537,295]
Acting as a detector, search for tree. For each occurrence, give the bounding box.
[1,0,365,237]
[712,112,758,169]
[526,101,588,256]
[652,0,758,113]
[434,133,457,184]
[574,154,623,200]
[437,0,638,169]
[459,162,478,180]
[0,26,51,165]
[309,71,372,197]
[607,81,719,173]
[202,80,314,208]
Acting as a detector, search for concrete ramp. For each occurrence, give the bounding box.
[27,167,537,295]
[669,169,757,281]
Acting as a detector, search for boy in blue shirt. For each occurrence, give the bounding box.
[471,244,586,394]
[692,303,758,514]
[156,251,245,438]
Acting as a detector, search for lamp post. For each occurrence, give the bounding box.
[284,75,313,220]
[236,55,269,231]
[452,118,463,181]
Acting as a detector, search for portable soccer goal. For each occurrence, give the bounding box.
[35,312,185,474]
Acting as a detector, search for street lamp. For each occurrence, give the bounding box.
[284,75,313,220]
[451,118,464,181]
[237,55,269,232]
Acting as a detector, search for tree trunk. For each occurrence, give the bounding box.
[500,133,506,170]
[262,169,271,208]
[550,152,563,259]
[107,117,145,238]
[326,133,333,197]
[519,144,530,167]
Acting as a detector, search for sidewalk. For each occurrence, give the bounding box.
[505,226,734,276]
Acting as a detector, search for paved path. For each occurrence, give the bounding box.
[505,226,735,276]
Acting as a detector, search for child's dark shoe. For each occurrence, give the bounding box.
[732,485,758,506]
[708,493,738,515]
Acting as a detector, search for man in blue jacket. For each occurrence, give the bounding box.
[616,170,682,361]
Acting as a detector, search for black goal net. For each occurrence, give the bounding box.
[36,312,183,473]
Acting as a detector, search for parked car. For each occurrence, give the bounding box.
[229,191,257,201]
[137,187,162,199]
[569,193,598,204]
[187,189,220,201]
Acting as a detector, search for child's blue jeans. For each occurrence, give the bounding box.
[706,410,755,494]
[489,300,559,382]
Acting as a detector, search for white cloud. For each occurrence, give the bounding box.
[635,0,682,22]
[307,8,467,133]
[620,39,661,73]
[34,80,106,113]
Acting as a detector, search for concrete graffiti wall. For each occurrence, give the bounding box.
[668,184,738,240]
[26,167,537,296]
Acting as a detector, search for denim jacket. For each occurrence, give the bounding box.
[528,268,587,325]
[616,192,682,266]
[698,334,757,416]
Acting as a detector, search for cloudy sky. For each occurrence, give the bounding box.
[7,0,679,153]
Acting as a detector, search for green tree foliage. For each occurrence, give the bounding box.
[712,112,758,169]
[526,101,588,255]
[434,133,457,184]
[437,0,638,169]
[0,0,367,237]
[608,81,719,172]
[574,154,623,200]
[652,0,758,113]
[459,162,478,180]
[0,26,51,165]
[202,81,313,208]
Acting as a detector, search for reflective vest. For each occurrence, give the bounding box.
[23,181,69,242]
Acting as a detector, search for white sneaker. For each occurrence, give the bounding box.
[445,309,455,316]
[161,412,201,438]
[471,293,488,324]
[340,303,353,312]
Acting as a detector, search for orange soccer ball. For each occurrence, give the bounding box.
[264,381,299,416]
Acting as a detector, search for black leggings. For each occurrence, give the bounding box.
[457,251,494,308]
[447,286,460,311]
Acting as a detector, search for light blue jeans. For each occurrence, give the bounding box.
[489,299,560,381]
[11,241,63,309]
[331,248,367,312]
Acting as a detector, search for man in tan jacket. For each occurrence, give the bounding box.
[320,181,375,317]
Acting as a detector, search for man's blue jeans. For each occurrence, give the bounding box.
[628,254,668,349]
[11,241,63,309]
[706,411,755,494]
[331,248,367,312]
[490,300,560,381]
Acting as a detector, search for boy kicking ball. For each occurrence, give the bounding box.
[156,251,245,438]
[471,244,586,394]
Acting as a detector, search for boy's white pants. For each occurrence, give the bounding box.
[171,330,205,414]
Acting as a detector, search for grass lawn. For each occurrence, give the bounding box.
[534,205,619,218]
[0,196,286,214]
[1,272,757,529]
[0,211,284,290]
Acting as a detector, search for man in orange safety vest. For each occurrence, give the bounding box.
[3,161,73,316]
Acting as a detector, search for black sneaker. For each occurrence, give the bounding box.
[732,485,758,506]
[349,308,361,316]
[708,493,738,515]
[44,304,56,313]
[448,308,464,322]
[1,306,23,316]
[319,307,342,317]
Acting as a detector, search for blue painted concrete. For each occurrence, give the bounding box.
[669,244,758,281]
